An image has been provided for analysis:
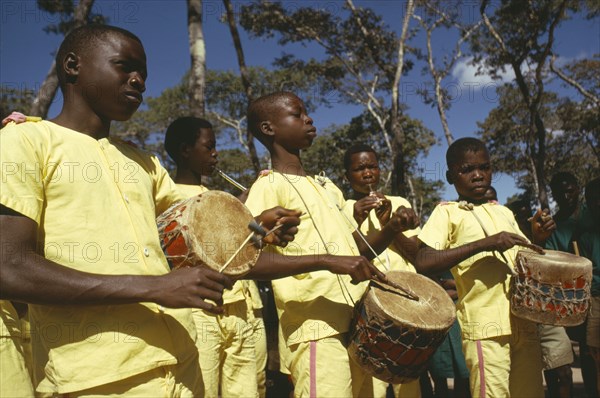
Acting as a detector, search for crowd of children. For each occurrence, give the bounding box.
[1,24,598,398]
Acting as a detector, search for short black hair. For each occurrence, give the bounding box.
[247,91,298,146]
[446,137,488,168]
[549,172,579,193]
[343,143,378,171]
[164,117,213,163]
[56,24,142,90]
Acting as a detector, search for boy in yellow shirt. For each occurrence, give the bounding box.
[414,137,554,398]
[164,116,268,398]
[342,143,421,397]
[0,25,237,396]
[243,91,419,397]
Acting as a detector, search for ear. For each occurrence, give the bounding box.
[179,142,192,160]
[446,170,454,185]
[260,121,274,137]
[63,52,80,82]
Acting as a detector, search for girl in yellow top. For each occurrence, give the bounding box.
[414,137,555,398]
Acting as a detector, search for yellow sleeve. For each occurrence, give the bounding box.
[244,173,285,216]
[418,204,451,250]
[0,123,46,223]
[151,156,186,215]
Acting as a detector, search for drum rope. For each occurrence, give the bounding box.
[278,171,357,307]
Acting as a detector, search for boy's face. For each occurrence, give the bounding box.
[447,149,492,202]
[75,33,147,122]
[186,128,218,177]
[269,95,316,151]
[552,181,580,211]
[346,151,380,194]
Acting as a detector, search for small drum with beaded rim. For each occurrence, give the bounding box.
[347,270,456,384]
[511,249,592,326]
[156,190,260,277]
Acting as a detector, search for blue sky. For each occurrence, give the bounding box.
[1,0,598,206]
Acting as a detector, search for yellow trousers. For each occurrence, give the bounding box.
[1,336,35,397]
[463,316,543,398]
[193,299,265,398]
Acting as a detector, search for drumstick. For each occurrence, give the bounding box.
[573,241,580,256]
[216,168,247,192]
[335,204,420,300]
[218,223,286,273]
[371,276,420,301]
[335,203,389,271]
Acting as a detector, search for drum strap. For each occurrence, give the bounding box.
[278,172,357,306]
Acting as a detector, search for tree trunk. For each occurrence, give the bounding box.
[223,0,260,173]
[30,0,95,118]
[390,0,414,197]
[187,0,206,117]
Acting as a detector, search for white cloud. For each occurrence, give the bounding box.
[451,57,515,88]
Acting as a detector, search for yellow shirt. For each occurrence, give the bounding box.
[1,121,196,393]
[0,300,21,338]
[418,201,526,340]
[244,171,368,346]
[174,183,262,307]
[343,195,420,272]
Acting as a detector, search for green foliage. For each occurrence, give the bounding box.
[478,83,599,196]
[37,0,106,35]
[239,1,414,106]
[1,86,34,117]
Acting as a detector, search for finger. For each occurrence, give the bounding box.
[276,216,301,227]
[201,270,233,290]
[198,301,225,314]
[528,208,542,222]
[276,208,302,218]
[517,241,545,254]
[369,263,387,281]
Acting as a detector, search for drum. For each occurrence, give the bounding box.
[511,249,592,326]
[156,190,260,277]
[348,270,456,384]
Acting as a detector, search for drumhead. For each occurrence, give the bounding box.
[516,249,592,282]
[163,190,260,277]
[369,270,456,331]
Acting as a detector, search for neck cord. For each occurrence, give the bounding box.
[279,171,356,306]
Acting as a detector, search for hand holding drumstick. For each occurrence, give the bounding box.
[528,208,556,244]
[254,206,302,247]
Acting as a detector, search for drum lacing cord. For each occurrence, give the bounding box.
[279,172,357,307]
[458,201,517,276]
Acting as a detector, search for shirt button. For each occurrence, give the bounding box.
[124,194,129,203]
[143,248,150,257]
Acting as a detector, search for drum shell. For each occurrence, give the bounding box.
[156,191,260,277]
[348,270,456,384]
[510,250,592,326]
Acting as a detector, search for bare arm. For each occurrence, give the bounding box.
[414,231,543,276]
[244,251,385,284]
[391,234,420,265]
[0,206,232,312]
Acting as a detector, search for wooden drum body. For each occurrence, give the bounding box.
[156,190,260,277]
[511,249,592,326]
[348,270,456,384]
